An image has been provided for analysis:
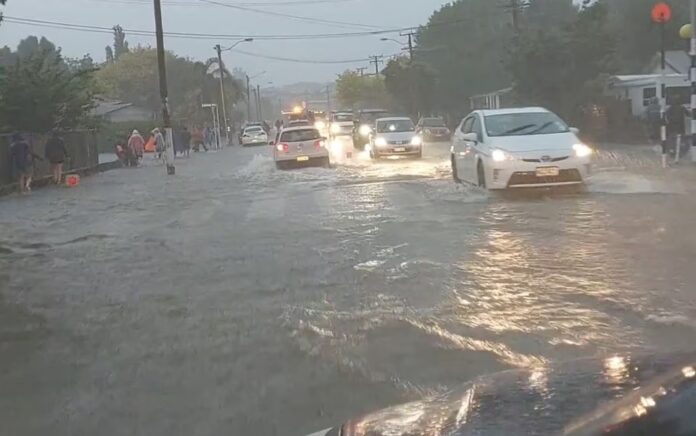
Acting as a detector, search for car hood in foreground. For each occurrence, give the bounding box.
[313,352,696,436]
[489,132,580,155]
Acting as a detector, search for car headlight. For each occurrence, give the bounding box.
[359,125,371,136]
[573,143,593,158]
[491,149,508,162]
[330,124,341,134]
[375,137,387,147]
[411,136,423,146]
[424,128,432,135]
[315,121,326,130]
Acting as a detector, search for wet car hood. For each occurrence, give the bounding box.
[314,352,696,436]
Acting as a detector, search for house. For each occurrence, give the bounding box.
[606,51,691,118]
[91,99,155,123]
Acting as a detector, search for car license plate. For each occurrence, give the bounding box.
[536,166,560,177]
[394,147,406,152]
[297,156,310,162]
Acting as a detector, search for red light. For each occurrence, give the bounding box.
[276,143,289,152]
[314,139,325,149]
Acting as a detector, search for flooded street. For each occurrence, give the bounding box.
[2,143,696,435]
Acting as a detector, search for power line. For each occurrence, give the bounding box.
[2,14,471,41]
[89,0,357,5]
[199,0,381,30]
[230,48,374,64]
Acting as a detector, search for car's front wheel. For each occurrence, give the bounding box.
[477,160,486,189]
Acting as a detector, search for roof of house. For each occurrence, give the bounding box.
[609,73,687,87]
[647,50,690,74]
[90,100,134,117]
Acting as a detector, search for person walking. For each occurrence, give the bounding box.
[180,127,192,157]
[192,126,207,152]
[10,133,42,193]
[153,128,166,161]
[128,129,145,165]
[44,130,69,184]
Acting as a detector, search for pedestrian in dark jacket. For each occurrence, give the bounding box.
[10,133,42,193]
[45,130,69,184]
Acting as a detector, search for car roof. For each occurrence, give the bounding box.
[375,117,412,122]
[478,107,550,116]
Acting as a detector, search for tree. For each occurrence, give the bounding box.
[383,57,437,117]
[113,25,129,60]
[105,46,114,63]
[507,2,617,122]
[95,47,243,125]
[416,0,513,118]
[335,71,390,109]
[0,36,95,132]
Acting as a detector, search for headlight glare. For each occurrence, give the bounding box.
[359,125,371,136]
[330,124,341,134]
[491,149,507,162]
[573,143,593,158]
[411,136,423,146]
[375,137,387,147]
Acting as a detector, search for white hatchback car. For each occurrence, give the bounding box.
[450,107,592,190]
[369,117,423,159]
[273,126,330,170]
[241,125,268,146]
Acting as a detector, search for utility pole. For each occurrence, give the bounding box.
[152,0,175,175]
[691,0,696,162]
[326,85,331,114]
[246,74,252,122]
[400,31,416,60]
[369,55,383,77]
[356,67,367,77]
[257,84,262,121]
[214,44,229,146]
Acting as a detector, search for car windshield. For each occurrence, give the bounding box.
[376,119,415,133]
[333,114,353,122]
[280,129,321,142]
[485,112,569,136]
[421,118,446,127]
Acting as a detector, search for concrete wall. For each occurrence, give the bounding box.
[0,131,99,193]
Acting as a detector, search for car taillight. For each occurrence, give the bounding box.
[314,139,325,149]
[276,143,289,152]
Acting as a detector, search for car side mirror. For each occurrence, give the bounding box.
[269,140,275,146]
[569,127,580,135]
[462,132,479,143]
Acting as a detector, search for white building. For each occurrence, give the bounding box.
[606,51,691,118]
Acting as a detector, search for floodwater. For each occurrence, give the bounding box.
[1,142,696,435]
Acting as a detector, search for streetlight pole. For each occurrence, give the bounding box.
[214,44,229,146]
[246,74,252,122]
[257,84,262,121]
[214,38,252,146]
[153,0,175,175]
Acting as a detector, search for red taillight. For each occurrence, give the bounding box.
[313,139,325,149]
[276,143,289,152]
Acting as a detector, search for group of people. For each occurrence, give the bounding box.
[116,125,219,166]
[9,131,69,194]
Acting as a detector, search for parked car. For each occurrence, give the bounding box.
[450,107,593,190]
[240,125,268,146]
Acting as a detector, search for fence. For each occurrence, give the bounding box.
[0,130,99,193]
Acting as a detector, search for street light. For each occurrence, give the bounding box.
[380,37,405,45]
[215,38,253,146]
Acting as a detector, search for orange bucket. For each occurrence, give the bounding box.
[65,174,80,187]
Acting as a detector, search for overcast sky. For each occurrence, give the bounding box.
[0,0,451,85]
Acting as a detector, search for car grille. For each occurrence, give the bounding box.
[522,156,569,163]
[388,140,411,145]
[508,169,582,186]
